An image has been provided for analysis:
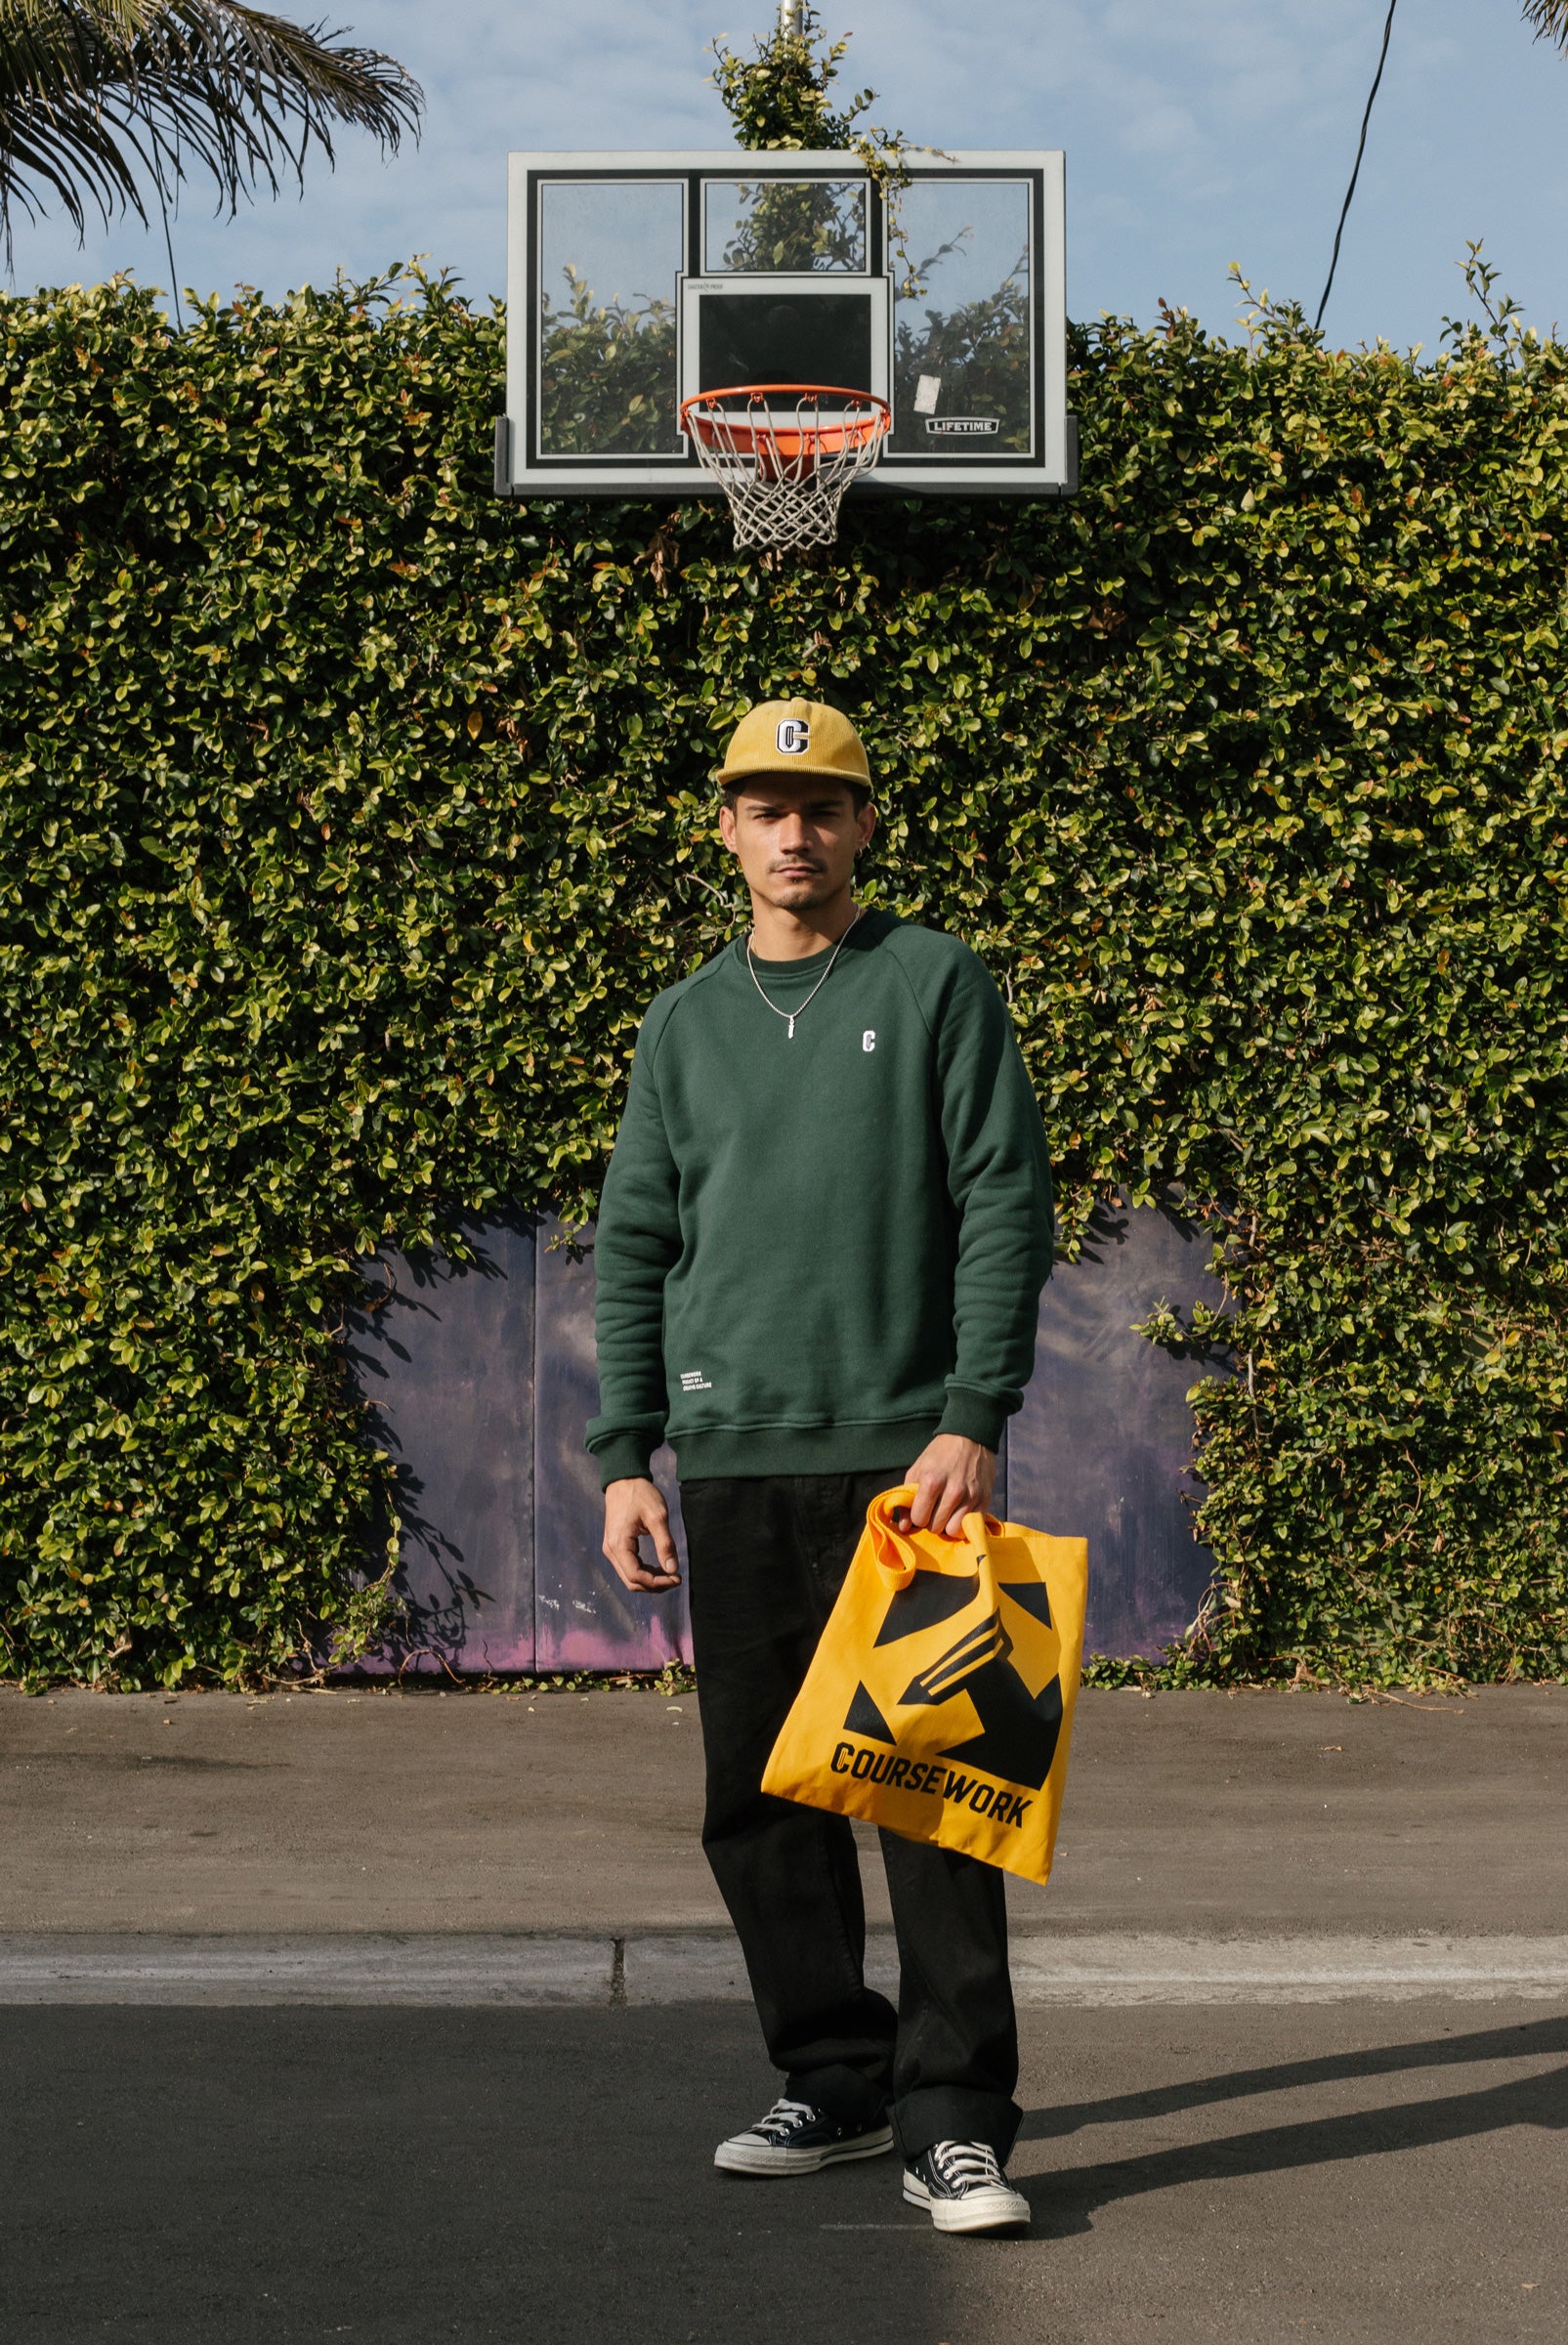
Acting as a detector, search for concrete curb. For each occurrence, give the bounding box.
[4,1931,1568,2007]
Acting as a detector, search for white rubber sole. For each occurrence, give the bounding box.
[714,2123,895,2177]
[903,2169,1031,2233]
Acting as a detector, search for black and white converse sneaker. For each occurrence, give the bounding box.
[714,2097,895,2177]
[903,2139,1031,2233]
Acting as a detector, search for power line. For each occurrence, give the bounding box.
[149,145,185,333]
[1314,0,1398,332]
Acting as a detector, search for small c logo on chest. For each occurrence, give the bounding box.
[863,1030,876,1052]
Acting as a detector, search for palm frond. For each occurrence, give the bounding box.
[1523,0,1568,52]
[0,0,421,256]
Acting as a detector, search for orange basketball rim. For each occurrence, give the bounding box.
[678,383,893,550]
[681,384,892,478]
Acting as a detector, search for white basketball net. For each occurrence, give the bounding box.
[680,385,892,553]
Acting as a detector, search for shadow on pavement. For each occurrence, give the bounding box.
[1022,2008,1568,2140]
[3,2005,946,2345]
[1018,2009,1568,2238]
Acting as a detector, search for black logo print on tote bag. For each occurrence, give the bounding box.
[841,1569,1065,1791]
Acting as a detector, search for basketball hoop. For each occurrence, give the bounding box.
[679,383,892,552]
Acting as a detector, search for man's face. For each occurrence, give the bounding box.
[719,777,876,914]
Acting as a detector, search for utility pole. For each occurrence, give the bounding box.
[779,0,803,33]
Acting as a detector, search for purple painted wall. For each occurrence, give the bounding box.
[348,1217,689,1676]
[531,1233,690,1672]
[1006,1199,1225,1658]
[346,1200,1222,1673]
[349,1222,536,1675]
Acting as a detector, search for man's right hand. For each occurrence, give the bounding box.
[602,1476,682,1593]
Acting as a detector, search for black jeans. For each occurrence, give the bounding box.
[680,1470,1020,2162]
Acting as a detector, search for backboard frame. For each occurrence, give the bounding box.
[498,148,1073,501]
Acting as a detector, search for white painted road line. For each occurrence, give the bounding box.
[0,1935,613,2006]
[1,1933,1565,2006]
[1006,1934,1568,2006]
[626,1933,1568,2007]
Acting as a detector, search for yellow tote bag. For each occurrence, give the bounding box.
[762,1485,1088,1887]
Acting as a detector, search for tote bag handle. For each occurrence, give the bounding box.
[865,1485,1004,1593]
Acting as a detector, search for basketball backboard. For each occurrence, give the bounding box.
[497,149,1071,500]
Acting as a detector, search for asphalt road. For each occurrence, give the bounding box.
[8,1999,1565,2345]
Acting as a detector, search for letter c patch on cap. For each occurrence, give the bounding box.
[776,716,810,755]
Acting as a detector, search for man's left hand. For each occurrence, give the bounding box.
[902,1435,997,1541]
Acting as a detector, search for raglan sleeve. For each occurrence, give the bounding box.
[933,953,1055,1452]
[584,1014,682,1488]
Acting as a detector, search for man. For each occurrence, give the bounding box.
[587,696,1054,2235]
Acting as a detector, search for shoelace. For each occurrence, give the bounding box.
[753,2097,819,2143]
[928,2139,1006,2192]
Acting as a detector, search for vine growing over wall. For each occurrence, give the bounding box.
[1,243,1566,1687]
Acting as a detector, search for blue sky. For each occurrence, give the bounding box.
[15,0,1568,352]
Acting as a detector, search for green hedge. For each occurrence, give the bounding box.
[3,263,1567,1688]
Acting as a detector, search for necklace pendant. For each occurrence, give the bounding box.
[786,1016,796,1040]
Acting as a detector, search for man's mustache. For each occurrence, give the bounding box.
[771,856,826,874]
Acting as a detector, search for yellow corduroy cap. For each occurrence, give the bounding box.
[714,698,872,792]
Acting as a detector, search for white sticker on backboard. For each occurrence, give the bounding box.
[913,373,943,415]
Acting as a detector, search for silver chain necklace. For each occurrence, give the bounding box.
[745,907,864,1040]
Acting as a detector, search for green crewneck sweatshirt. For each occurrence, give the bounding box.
[585,910,1054,1486]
